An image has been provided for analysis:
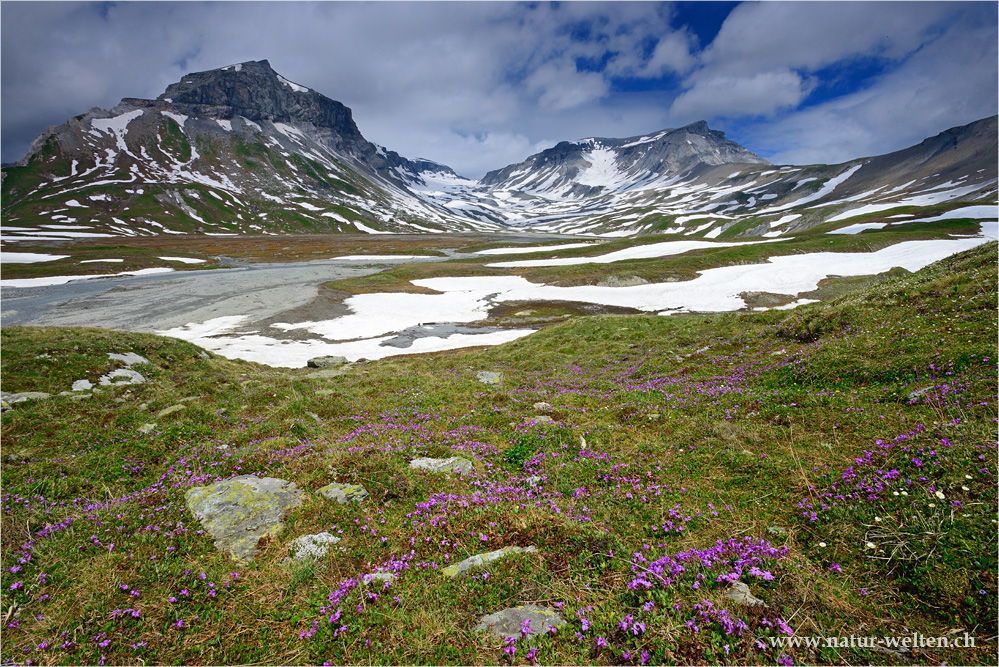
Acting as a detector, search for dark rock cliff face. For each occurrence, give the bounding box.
[157,60,363,141]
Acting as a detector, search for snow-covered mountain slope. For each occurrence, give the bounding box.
[415,116,997,238]
[2,59,995,241]
[1,60,497,238]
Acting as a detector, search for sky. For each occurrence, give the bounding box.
[1,1,996,179]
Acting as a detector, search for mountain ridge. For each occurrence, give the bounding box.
[2,60,995,240]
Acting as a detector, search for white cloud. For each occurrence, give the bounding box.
[672,69,809,120]
[737,15,999,165]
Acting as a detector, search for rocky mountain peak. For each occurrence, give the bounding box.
[156,60,363,142]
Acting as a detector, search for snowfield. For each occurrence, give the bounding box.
[156,223,996,367]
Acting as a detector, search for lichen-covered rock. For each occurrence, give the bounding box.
[318,482,370,504]
[442,546,536,577]
[476,371,501,386]
[72,379,94,391]
[409,456,473,474]
[307,355,349,369]
[474,604,565,639]
[156,404,187,418]
[529,415,554,424]
[138,423,157,435]
[184,475,307,562]
[532,401,553,413]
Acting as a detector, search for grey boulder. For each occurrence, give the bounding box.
[184,475,307,562]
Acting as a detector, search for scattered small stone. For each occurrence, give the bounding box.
[184,475,307,562]
[530,415,555,424]
[723,580,767,607]
[476,371,501,386]
[138,403,149,411]
[363,572,397,585]
[156,404,187,418]
[305,411,322,423]
[310,368,349,380]
[907,386,933,402]
[317,482,370,504]
[72,379,94,391]
[198,351,211,360]
[525,476,543,487]
[98,368,145,386]
[442,546,537,577]
[113,398,126,404]
[767,526,787,536]
[307,355,349,369]
[532,401,553,413]
[138,423,157,435]
[647,413,660,420]
[474,605,566,640]
[315,388,338,396]
[409,456,474,474]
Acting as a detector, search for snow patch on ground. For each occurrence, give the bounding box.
[0,268,174,288]
[1,252,69,264]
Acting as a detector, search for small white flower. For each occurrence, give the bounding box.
[901,491,909,496]
[962,485,970,491]
[928,503,935,508]
[892,491,899,496]
[865,542,876,550]
[874,516,882,522]
[965,475,973,480]
[818,542,827,548]
[935,490,946,500]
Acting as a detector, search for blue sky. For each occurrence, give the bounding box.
[2,1,996,178]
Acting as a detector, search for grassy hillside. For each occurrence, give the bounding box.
[1,242,996,665]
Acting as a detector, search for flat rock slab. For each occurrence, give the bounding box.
[409,456,474,474]
[307,355,349,369]
[530,415,554,424]
[156,404,187,418]
[138,423,157,435]
[474,604,566,640]
[287,532,341,562]
[318,482,370,504]
[532,402,553,413]
[72,379,94,391]
[442,546,536,577]
[99,368,146,386]
[476,371,501,386]
[363,572,398,585]
[184,475,307,562]
[1,391,52,404]
[109,352,149,366]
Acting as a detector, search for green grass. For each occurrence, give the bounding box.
[1,242,996,665]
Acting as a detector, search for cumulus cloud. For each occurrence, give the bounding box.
[671,69,810,120]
